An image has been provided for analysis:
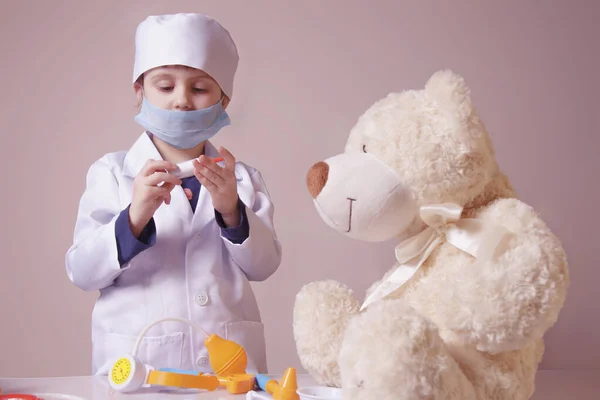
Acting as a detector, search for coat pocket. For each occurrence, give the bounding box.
[95,330,184,374]
[223,320,268,374]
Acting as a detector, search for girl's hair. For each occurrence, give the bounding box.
[134,75,144,108]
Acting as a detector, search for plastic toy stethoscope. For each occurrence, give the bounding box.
[108,317,243,393]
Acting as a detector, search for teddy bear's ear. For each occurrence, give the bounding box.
[425,69,473,120]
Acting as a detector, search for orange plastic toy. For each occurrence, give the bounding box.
[255,367,299,400]
[146,369,219,390]
[204,333,257,394]
[205,333,247,376]
[217,373,257,394]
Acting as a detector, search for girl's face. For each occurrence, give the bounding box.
[135,65,229,110]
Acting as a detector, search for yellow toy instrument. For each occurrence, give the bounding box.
[108,317,255,394]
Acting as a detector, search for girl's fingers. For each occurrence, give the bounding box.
[160,181,176,192]
[140,159,178,177]
[218,147,236,172]
[147,186,170,197]
[144,187,171,206]
[146,172,182,187]
[193,159,224,187]
[197,156,226,181]
[194,170,218,191]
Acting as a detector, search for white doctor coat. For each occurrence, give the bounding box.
[65,132,282,376]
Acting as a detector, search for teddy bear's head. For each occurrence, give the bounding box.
[306,70,501,242]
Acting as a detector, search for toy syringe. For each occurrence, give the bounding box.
[172,157,224,179]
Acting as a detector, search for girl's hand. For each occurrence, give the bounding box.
[193,147,240,227]
[129,159,181,237]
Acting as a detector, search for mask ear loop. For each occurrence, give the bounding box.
[139,87,149,106]
[132,317,210,358]
[217,93,226,107]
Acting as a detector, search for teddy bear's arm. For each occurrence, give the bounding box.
[429,198,570,354]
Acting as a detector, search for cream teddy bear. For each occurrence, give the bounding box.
[293,70,569,400]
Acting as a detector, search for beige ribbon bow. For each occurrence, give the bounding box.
[360,203,510,311]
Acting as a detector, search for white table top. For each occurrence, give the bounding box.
[1,370,599,399]
[1,374,318,400]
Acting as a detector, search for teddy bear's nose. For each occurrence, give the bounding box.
[306,161,329,199]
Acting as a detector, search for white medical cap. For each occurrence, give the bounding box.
[133,13,239,99]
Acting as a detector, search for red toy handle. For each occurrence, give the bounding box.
[0,394,41,400]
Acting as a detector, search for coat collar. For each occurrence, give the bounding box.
[122,132,221,178]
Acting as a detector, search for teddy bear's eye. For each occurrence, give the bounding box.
[362,144,367,153]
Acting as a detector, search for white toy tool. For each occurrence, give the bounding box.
[172,157,224,179]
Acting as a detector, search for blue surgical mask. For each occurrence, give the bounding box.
[134,96,230,149]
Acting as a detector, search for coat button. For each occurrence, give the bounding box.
[197,356,209,368]
[195,293,209,306]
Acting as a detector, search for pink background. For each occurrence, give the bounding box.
[0,0,598,377]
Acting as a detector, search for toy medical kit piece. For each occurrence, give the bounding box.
[109,354,154,392]
[253,367,299,400]
[0,395,41,400]
[204,332,247,376]
[173,156,224,179]
[158,369,255,394]
[217,373,256,394]
[108,317,251,393]
[146,369,219,390]
[296,386,343,400]
[156,370,255,394]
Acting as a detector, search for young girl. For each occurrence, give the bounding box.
[65,13,282,376]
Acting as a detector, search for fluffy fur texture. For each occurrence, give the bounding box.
[293,70,569,400]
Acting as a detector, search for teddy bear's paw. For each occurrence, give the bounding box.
[338,298,476,400]
[292,280,360,387]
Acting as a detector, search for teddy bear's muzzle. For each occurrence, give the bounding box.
[308,152,419,242]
